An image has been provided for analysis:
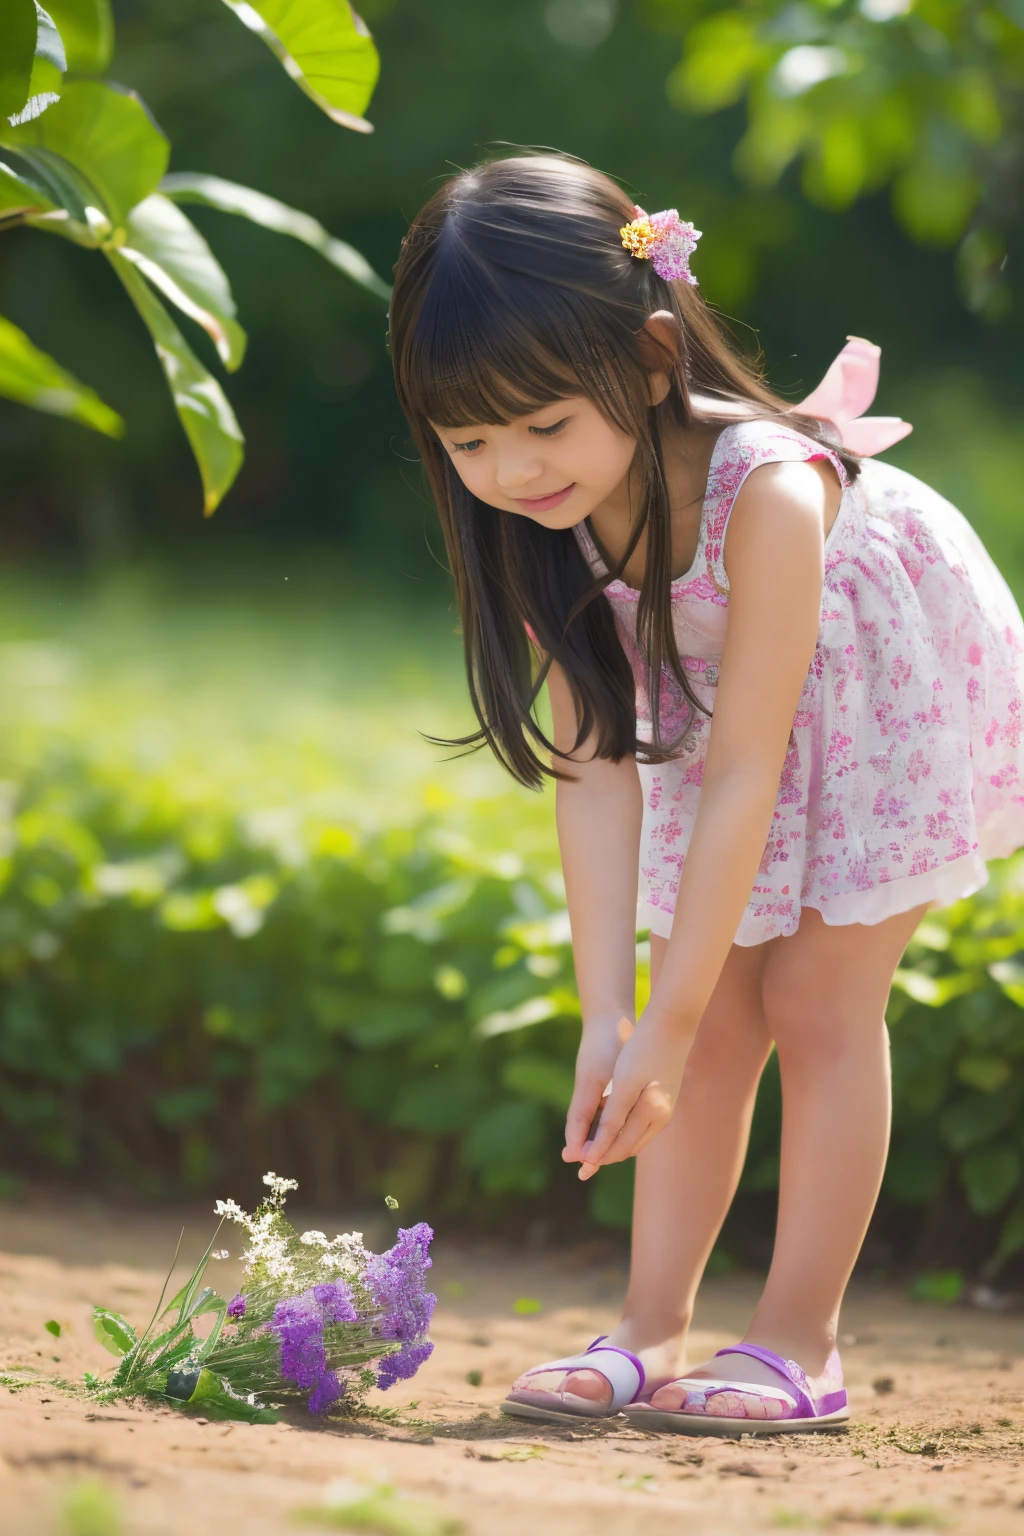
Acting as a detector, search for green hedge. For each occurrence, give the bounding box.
[2,729,1024,1272]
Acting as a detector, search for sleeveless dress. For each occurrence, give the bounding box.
[573,417,1024,946]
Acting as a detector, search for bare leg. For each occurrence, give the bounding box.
[512,935,773,1408]
[651,903,926,1409]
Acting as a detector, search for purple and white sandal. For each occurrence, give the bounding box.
[501,1336,647,1424]
[624,1344,848,1436]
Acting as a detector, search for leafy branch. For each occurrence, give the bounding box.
[0,0,389,513]
[654,0,1023,316]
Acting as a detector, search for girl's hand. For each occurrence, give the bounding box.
[576,1007,695,1179]
[562,1011,634,1170]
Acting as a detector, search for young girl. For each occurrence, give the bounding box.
[389,154,1024,1433]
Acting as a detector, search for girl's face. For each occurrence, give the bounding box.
[430,394,638,530]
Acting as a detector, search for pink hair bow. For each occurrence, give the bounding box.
[794,336,911,457]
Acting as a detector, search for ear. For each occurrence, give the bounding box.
[637,309,682,407]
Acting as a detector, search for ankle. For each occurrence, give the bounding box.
[609,1316,689,1362]
[738,1324,837,1378]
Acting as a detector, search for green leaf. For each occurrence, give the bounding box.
[0,313,123,435]
[909,1269,964,1305]
[940,1082,1022,1150]
[0,0,38,124]
[987,1199,1024,1277]
[8,6,67,127]
[92,1306,138,1356]
[44,1319,61,1338]
[120,194,246,370]
[219,0,379,132]
[892,155,978,248]
[588,1158,634,1228]
[0,157,56,216]
[892,968,982,1007]
[502,1054,574,1111]
[668,11,763,114]
[463,1100,548,1194]
[44,0,113,73]
[296,1481,460,1535]
[34,7,68,73]
[801,115,867,211]
[956,1053,1012,1093]
[159,173,391,302]
[181,1366,277,1423]
[108,252,243,515]
[961,1145,1021,1215]
[1,79,169,227]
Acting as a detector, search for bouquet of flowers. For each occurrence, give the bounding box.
[86,1173,436,1422]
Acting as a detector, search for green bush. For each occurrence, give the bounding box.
[2,725,1024,1271]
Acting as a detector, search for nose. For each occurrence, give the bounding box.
[494,450,545,491]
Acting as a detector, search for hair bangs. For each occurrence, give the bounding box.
[405,260,638,434]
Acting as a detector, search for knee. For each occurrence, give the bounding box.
[684,1008,772,1087]
[761,955,886,1065]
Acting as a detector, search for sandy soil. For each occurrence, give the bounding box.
[2,1199,1024,1536]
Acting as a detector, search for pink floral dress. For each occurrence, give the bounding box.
[574,419,1024,945]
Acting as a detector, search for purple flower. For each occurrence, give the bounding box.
[313,1279,357,1325]
[307,1370,345,1415]
[365,1223,436,1391]
[227,1293,247,1320]
[271,1295,326,1392]
[376,1341,434,1392]
[269,1281,362,1412]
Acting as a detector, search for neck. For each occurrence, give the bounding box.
[586,414,717,586]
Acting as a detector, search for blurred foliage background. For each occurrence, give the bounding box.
[1,0,1024,1283]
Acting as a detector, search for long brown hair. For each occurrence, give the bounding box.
[390,153,857,789]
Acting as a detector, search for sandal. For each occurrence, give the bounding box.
[623,1343,848,1437]
[501,1335,647,1424]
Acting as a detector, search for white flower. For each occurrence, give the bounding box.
[211,1249,230,1260]
[262,1171,299,1199]
[214,1198,250,1227]
[299,1230,330,1248]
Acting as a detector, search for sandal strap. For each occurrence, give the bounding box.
[520,1342,645,1411]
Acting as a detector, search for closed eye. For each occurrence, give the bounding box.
[529,418,569,437]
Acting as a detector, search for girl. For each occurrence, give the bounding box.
[389,154,1024,1433]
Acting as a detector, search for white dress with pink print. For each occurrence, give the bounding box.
[574,416,1024,945]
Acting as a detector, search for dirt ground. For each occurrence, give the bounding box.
[2,1199,1024,1536]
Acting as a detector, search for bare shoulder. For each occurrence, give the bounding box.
[726,457,841,565]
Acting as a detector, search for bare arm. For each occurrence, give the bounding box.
[580,458,840,1172]
[546,655,644,1161]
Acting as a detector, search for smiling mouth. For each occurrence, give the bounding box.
[514,484,575,512]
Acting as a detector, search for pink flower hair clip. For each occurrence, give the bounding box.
[619,205,701,285]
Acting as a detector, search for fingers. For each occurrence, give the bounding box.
[578,1082,674,1177]
[563,1077,607,1163]
[578,1081,633,1167]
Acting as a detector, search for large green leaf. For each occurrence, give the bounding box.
[121,194,246,370]
[0,312,123,435]
[44,0,113,73]
[219,0,379,132]
[160,172,391,302]
[109,251,243,515]
[0,0,38,123]
[0,157,56,217]
[1,79,169,227]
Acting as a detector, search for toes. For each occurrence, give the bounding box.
[509,1367,611,1407]
[562,1369,612,1406]
[649,1383,689,1410]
